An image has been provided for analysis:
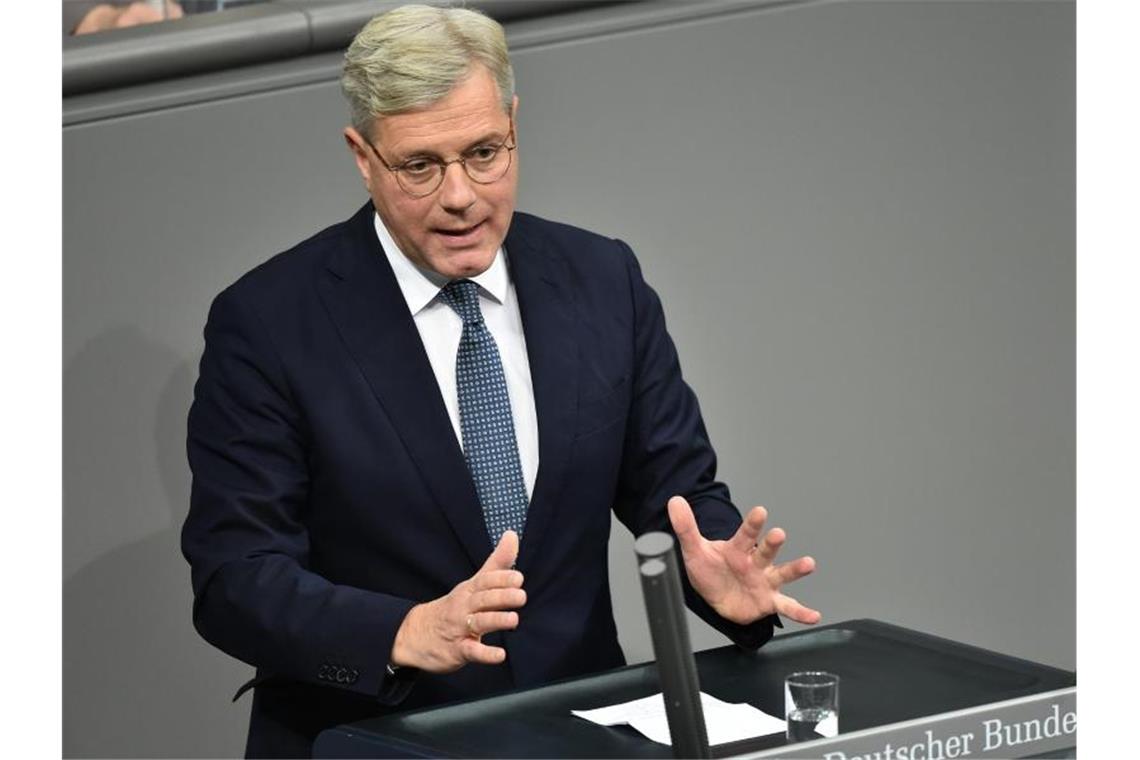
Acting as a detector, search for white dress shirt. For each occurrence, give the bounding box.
[374,214,539,500]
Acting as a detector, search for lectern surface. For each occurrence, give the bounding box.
[313,619,1075,758]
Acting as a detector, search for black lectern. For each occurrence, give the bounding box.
[313,619,1074,758]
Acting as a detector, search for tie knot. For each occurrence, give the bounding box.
[440,279,484,325]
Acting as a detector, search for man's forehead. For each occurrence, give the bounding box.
[378,108,507,147]
[372,67,510,151]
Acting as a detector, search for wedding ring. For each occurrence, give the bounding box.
[466,614,477,637]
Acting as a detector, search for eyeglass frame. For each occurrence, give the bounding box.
[363,119,517,199]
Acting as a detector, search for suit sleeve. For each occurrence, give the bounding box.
[182,286,417,703]
[609,240,781,649]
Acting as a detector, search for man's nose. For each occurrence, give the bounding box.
[437,162,477,211]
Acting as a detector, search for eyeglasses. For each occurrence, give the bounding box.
[366,121,517,199]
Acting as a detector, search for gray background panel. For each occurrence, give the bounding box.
[63,1,1074,756]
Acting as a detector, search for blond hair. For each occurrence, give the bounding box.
[341,4,515,139]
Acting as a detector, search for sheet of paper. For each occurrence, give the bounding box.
[572,691,786,746]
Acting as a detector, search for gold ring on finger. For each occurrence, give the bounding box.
[466,614,477,637]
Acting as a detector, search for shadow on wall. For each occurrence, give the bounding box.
[63,327,249,758]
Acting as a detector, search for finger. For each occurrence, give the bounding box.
[753,526,786,567]
[667,496,705,558]
[467,610,520,637]
[470,587,527,612]
[458,637,508,665]
[774,593,822,625]
[772,555,816,585]
[730,506,769,555]
[480,530,520,572]
[471,569,525,593]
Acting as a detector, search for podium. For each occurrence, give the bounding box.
[313,619,1075,758]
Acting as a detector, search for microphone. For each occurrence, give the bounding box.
[635,531,711,759]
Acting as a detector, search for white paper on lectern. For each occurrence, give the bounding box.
[571,691,786,746]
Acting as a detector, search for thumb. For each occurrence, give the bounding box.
[482,530,520,571]
[667,496,703,558]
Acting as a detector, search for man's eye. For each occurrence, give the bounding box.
[469,146,498,162]
[401,160,435,177]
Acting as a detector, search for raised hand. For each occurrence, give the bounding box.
[390,531,526,673]
[667,496,821,626]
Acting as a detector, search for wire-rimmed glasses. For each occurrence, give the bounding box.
[366,120,516,199]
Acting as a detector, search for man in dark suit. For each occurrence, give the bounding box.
[182,5,821,758]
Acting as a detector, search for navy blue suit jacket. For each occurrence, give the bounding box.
[183,203,777,758]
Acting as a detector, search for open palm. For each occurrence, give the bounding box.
[667,496,821,625]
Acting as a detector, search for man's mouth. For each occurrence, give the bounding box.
[435,220,484,238]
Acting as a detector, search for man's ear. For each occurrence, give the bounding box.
[344,126,373,187]
[510,94,519,124]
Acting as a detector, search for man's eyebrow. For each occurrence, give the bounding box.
[399,129,509,160]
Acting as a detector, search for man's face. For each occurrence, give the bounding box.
[346,65,518,280]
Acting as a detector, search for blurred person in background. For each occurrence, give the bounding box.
[65,0,183,35]
[65,0,262,35]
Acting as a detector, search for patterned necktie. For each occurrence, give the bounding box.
[439,279,529,547]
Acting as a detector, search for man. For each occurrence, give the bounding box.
[183,5,821,758]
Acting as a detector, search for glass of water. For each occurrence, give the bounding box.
[785,671,839,743]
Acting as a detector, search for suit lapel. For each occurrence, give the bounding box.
[317,204,491,570]
[505,216,579,575]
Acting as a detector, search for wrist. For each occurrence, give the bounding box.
[390,602,427,669]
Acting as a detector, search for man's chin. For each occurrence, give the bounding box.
[429,249,497,280]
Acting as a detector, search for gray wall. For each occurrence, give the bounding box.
[63,1,1074,757]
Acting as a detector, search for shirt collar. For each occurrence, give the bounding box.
[373,212,508,316]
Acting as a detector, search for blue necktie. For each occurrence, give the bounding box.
[439,279,529,547]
